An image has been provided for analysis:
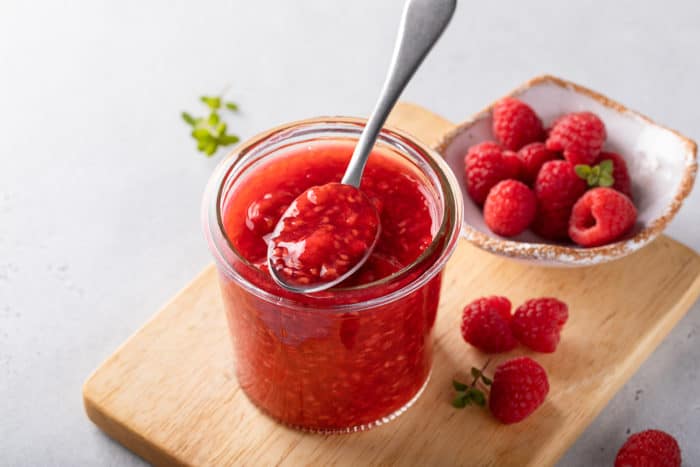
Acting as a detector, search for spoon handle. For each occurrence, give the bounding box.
[341,0,457,187]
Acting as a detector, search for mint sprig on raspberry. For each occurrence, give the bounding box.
[452,357,550,423]
[451,359,492,408]
[574,159,614,188]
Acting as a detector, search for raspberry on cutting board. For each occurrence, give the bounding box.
[460,296,518,353]
[464,141,520,205]
[488,357,549,424]
[615,429,681,467]
[492,97,545,151]
[483,180,536,237]
[569,187,637,247]
[532,160,587,240]
[511,298,569,353]
[546,111,606,166]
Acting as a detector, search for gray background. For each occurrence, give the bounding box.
[1,0,699,465]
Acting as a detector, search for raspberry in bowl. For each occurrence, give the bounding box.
[439,75,697,267]
[202,118,462,432]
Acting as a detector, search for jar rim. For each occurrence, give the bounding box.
[202,117,463,312]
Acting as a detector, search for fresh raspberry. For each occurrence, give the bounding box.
[615,429,681,467]
[460,296,518,353]
[544,115,565,138]
[532,160,587,240]
[483,180,536,237]
[546,112,606,165]
[597,151,633,200]
[502,150,523,181]
[517,142,559,185]
[511,298,568,353]
[569,187,637,247]
[489,357,549,424]
[492,98,545,151]
[464,141,520,205]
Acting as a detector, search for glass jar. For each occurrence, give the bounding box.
[202,118,463,433]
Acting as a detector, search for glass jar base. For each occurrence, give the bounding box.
[241,369,432,435]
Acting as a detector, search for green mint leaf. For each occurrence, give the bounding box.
[578,159,616,188]
[467,388,486,407]
[453,380,468,391]
[481,375,493,386]
[197,139,208,151]
[215,122,226,137]
[219,134,240,145]
[225,102,239,111]
[181,112,196,126]
[204,141,218,156]
[192,128,211,140]
[208,112,220,126]
[575,165,592,180]
[599,159,613,174]
[452,393,469,408]
[598,159,615,186]
[200,96,221,110]
[599,174,614,187]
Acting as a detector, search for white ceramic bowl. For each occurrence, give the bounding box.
[438,75,697,267]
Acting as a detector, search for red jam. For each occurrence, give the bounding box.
[217,138,444,431]
[268,183,380,287]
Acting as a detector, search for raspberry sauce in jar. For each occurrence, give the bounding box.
[203,119,462,432]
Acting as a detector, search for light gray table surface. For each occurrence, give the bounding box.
[2,1,699,465]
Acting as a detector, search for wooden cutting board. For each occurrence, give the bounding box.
[83,103,700,466]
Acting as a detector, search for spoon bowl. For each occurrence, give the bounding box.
[267,183,382,293]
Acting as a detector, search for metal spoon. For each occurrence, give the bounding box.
[267,0,456,293]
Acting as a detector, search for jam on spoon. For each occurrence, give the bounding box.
[267,183,380,290]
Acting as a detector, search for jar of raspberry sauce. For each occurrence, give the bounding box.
[202,118,462,432]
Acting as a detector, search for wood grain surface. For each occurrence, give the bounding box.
[83,103,700,466]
